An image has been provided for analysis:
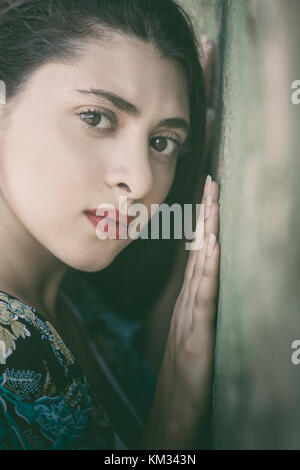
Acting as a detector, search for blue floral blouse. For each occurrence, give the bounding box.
[0,291,115,450]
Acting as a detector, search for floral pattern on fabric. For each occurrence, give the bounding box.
[0,291,115,450]
[0,298,31,364]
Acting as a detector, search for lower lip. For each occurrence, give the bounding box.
[84,212,127,239]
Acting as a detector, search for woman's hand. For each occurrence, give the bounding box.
[143,177,220,450]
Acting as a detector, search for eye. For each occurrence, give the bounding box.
[150,135,181,159]
[77,108,116,131]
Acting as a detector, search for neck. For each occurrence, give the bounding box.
[0,193,68,323]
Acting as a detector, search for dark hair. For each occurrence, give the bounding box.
[0,0,206,319]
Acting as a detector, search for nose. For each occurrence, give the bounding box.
[103,132,154,202]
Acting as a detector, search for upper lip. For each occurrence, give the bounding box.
[86,208,136,226]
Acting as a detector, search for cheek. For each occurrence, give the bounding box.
[1,134,65,212]
[151,159,177,203]
[0,120,96,258]
[0,134,109,271]
[1,113,99,209]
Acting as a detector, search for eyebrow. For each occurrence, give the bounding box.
[73,87,191,135]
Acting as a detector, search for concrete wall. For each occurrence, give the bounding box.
[179,0,300,449]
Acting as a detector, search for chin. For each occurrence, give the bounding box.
[68,255,116,273]
[62,243,124,273]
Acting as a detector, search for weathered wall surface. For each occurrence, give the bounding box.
[179,0,300,449]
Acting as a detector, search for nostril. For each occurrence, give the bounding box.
[118,183,130,191]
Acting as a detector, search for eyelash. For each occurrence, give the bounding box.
[76,107,182,159]
[76,107,116,132]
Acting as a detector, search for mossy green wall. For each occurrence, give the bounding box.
[179,0,300,449]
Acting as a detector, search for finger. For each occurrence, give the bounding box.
[186,233,219,326]
[184,178,219,288]
[189,181,220,282]
[204,201,220,244]
[201,179,219,206]
[193,238,220,330]
[202,180,220,242]
[183,202,205,286]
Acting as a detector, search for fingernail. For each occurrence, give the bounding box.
[204,194,212,220]
[207,233,216,257]
[204,174,212,197]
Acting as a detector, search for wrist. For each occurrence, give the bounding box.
[143,381,210,450]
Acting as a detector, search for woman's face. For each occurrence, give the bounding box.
[0,34,190,272]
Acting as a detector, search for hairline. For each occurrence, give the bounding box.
[3,28,191,121]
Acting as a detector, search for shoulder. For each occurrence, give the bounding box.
[0,290,76,415]
[0,291,75,370]
[0,292,53,424]
[0,292,116,450]
[0,291,35,366]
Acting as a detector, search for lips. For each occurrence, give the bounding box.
[86,209,136,227]
[84,211,108,229]
[84,208,136,239]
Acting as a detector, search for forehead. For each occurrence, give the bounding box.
[23,34,190,120]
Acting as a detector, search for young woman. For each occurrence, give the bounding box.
[0,0,220,450]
